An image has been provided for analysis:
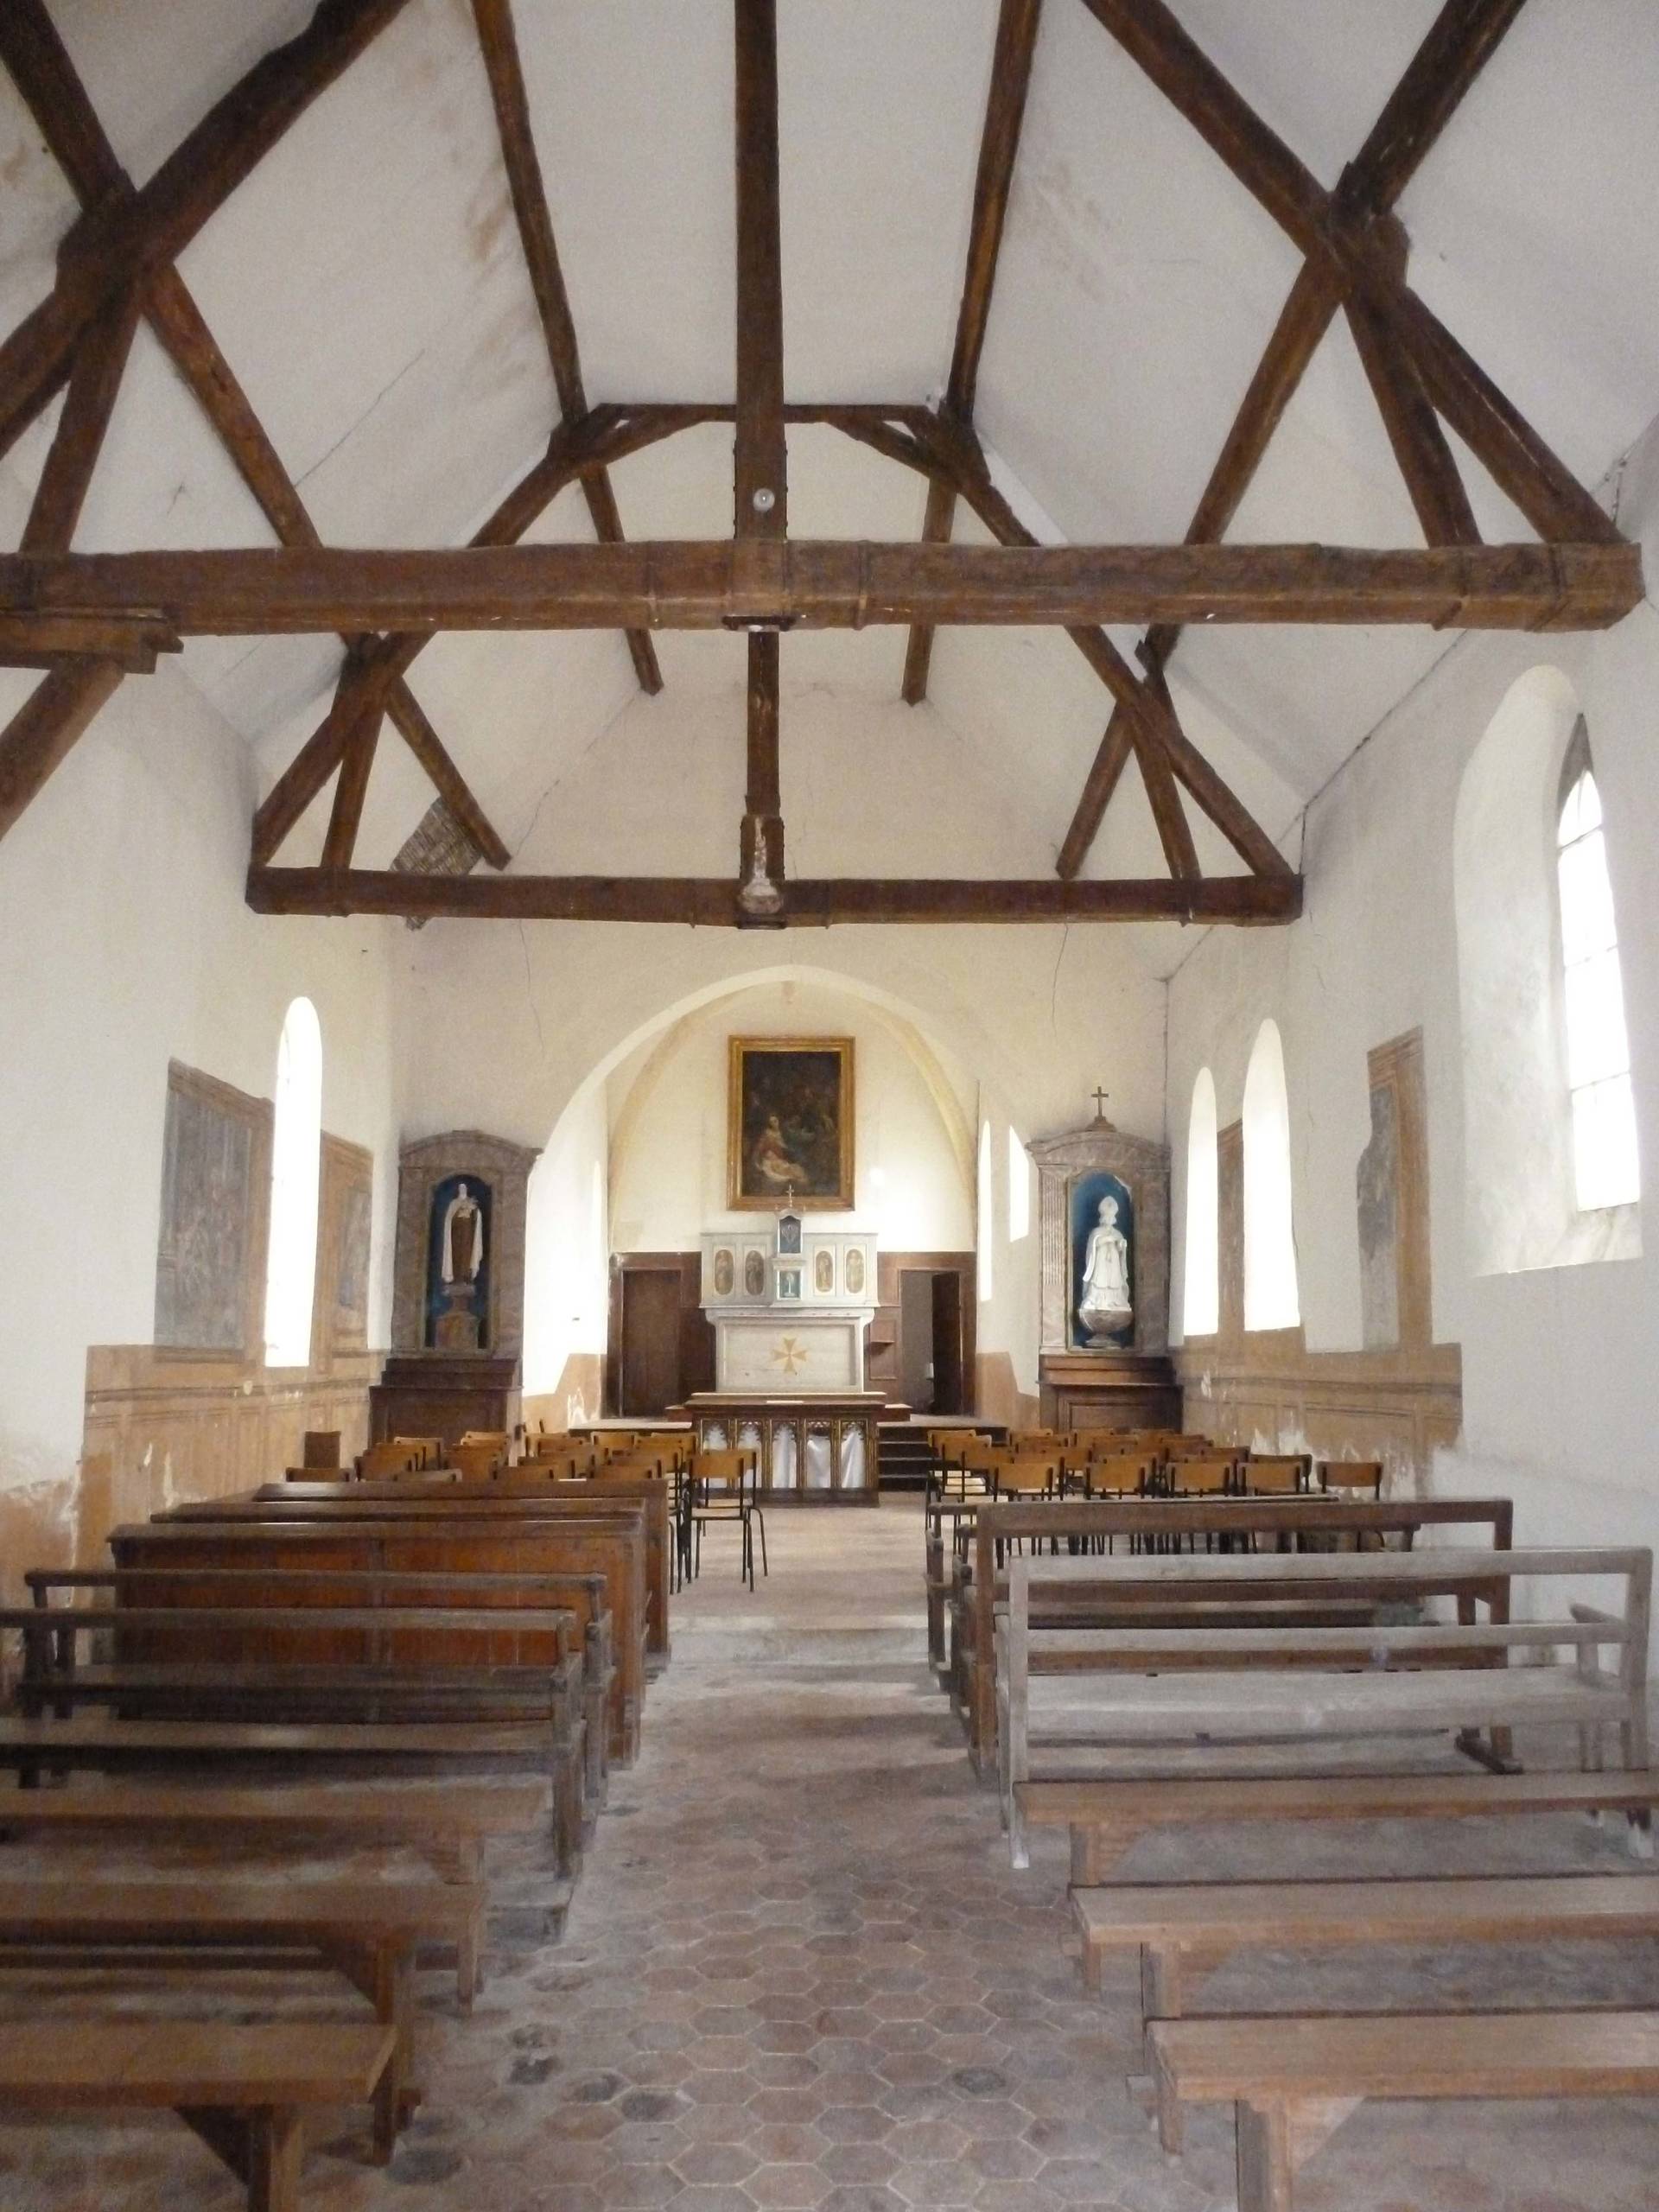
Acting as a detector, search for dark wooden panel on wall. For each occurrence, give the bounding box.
[606,1254,714,1418]
[369,1354,518,1450]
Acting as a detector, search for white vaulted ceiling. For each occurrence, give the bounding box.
[3,0,1658,956]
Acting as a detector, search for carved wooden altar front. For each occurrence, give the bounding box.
[683,1391,881,1503]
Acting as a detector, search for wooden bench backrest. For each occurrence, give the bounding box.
[108,1519,645,1753]
[1239,1454,1311,1494]
[209,1482,667,1659]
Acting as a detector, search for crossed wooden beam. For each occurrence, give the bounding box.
[0,0,1643,930]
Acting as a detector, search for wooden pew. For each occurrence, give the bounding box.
[1020,1769,1659,1885]
[0,1714,550,1787]
[3,1601,588,1875]
[1147,2010,1659,2209]
[262,1474,675,1659]
[999,1546,1652,1866]
[0,1875,484,2158]
[105,1519,648,1762]
[962,1496,1517,1773]
[1073,1871,1659,2037]
[180,1486,664,1672]
[29,1566,614,1811]
[0,1775,549,1891]
[0,2019,393,2212]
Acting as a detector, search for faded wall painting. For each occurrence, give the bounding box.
[728,1039,855,1210]
[1357,1079,1402,1350]
[154,1064,268,1354]
[322,1135,374,1357]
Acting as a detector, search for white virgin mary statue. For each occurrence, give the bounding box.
[1077,1195,1133,1341]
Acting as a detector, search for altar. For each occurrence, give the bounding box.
[692,1213,881,1499]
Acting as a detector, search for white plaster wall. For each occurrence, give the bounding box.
[606,980,973,1254]
[394,683,1169,1160]
[0,652,403,1517]
[1166,412,1659,1597]
[395,683,1169,1408]
[521,1081,608,1414]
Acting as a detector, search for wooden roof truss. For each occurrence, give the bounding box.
[0,0,1642,926]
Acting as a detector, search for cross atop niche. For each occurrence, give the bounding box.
[1091,1087,1113,1128]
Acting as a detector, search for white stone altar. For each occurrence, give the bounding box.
[700,1215,877,1394]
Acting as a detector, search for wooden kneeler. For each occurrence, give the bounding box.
[0,2019,394,2212]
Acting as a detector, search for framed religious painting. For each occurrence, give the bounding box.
[728,1037,855,1211]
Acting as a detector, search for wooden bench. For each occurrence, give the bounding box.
[254,1477,673,1660]
[961,1496,1517,1773]
[0,2018,393,2212]
[1074,1869,1659,2044]
[1147,2009,1659,2209]
[1020,1769,1659,1884]
[3,1602,587,1874]
[29,1566,615,1811]
[0,1775,549,1889]
[999,1547,1652,1866]
[0,1874,484,2158]
[108,1517,647,1762]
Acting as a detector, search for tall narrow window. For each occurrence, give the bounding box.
[1007,1128,1031,1242]
[976,1120,994,1301]
[1243,1020,1300,1331]
[264,996,322,1366]
[1557,729,1640,1211]
[1183,1069,1219,1336]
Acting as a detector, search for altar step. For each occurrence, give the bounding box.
[877,1422,936,1491]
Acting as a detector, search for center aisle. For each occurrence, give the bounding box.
[423,1500,1155,2212]
[358,1503,1654,2212]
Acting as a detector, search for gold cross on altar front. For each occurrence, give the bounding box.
[771,1336,807,1376]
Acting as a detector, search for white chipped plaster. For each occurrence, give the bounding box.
[1166,410,1659,1605]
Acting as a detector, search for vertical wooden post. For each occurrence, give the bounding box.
[733,0,787,906]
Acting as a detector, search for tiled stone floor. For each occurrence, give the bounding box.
[2,1499,1656,2210]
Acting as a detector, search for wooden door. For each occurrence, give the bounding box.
[931,1272,964,1414]
[899,1271,935,1411]
[620,1268,683,1416]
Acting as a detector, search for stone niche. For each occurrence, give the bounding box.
[391,1131,540,1361]
[1029,1117,1177,1432]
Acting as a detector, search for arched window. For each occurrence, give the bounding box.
[1007,1127,1031,1243]
[1557,728,1640,1211]
[1243,1020,1300,1331]
[263,996,322,1366]
[976,1120,994,1301]
[1183,1068,1219,1336]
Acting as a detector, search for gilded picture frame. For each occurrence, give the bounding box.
[728,1037,855,1211]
